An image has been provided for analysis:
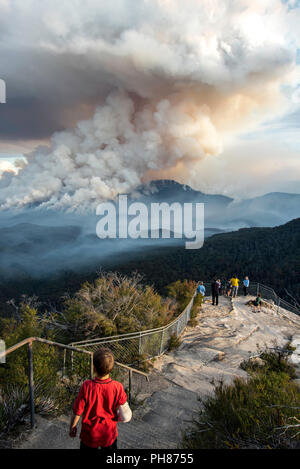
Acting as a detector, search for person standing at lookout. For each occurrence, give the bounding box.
[226,279,232,297]
[243,276,250,296]
[211,279,220,306]
[197,282,206,297]
[230,275,239,298]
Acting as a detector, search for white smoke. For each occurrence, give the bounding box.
[0,0,299,209]
[0,160,17,176]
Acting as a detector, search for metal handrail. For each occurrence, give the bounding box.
[251,282,299,314]
[72,283,299,353]
[1,336,148,429]
[71,293,197,348]
[0,336,93,360]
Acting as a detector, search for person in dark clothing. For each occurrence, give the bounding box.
[211,279,220,306]
[226,279,232,297]
[253,293,262,313]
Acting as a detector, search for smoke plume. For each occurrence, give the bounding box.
[0,0,299,209]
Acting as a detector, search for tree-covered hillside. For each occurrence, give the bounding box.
[114,218,300,301]
[0,218,299,312]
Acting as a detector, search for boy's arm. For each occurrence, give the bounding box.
[117,402,132,423]
[70,381,87,437]
[69,412,81,437]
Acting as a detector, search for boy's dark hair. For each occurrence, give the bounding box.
[93,348,114,377]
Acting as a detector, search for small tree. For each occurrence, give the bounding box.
[166,279,197,312]
[59,272,173,342]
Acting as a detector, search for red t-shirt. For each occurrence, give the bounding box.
[73,377,127,448]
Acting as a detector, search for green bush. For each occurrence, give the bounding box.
[166,280,197,312]
[168,333,181,351]
[60,272,174,342]
[241,346,296,379]
[188,294,203,326]
[182,350,300,449]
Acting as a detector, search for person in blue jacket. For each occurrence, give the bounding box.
[243,276,250,296]
[197,282,206,297]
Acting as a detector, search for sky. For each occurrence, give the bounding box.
[0,0,299,207]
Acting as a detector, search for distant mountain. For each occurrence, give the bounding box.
[224,192,300,229]
[133,179,232,207]
[133,180,300,230]
[130,180,233,228]
[0,179,299,283]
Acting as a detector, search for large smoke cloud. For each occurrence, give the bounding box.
[0,0,299,209]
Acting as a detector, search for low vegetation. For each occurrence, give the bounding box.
[166,279,197,312]
[168,333,182,351]
[182,347,300,449]
[188,293,204,327]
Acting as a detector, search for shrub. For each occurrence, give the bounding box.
[168,333,181,351]
[182,349,300,449]
[166,280,197,312]
[188,294,203,326]
[60,272,173,342]
[132,353,154,373]
[241,346,297,379]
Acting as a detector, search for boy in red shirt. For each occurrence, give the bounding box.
[69,347,132,450]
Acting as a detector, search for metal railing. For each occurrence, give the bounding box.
[71,282,299,366]
[200,281,299,315]
[238,282,299,316]
[0,337,148,429]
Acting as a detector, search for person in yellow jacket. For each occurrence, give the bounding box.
[230,275,240,298]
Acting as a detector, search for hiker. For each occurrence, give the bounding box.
[69,348,132,450]
[253,293,262,313]
[211,278,220,306]
[197,281,206,297]
[226,279,232,297]
[243,276,250,296]
[221,279,226,296]
[230,275,240,298]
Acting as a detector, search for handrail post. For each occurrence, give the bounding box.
[28,341,35,429]
[89,353,93,380]
[160,329,164,355]
[138,332,142,355]
[176,319,180,337]
[63,349,66,378]
[128,369,133,405]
